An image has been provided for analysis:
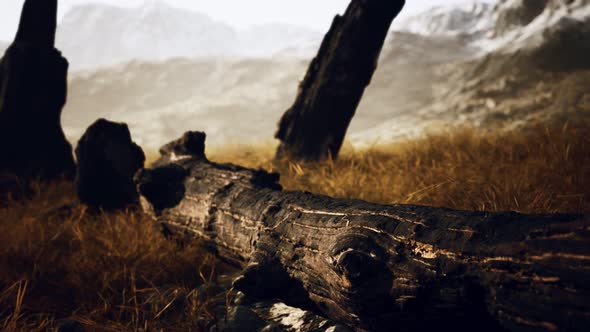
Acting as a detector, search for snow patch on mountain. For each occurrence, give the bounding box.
[349,0,590,145]
[392,1,495,37]
[392,0,590,56]
[477,0,590,53]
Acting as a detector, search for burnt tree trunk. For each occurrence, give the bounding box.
[0,0,75,185]
[136,132,590,332]
[275,0,405,162]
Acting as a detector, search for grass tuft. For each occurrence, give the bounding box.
[0,182,224,331]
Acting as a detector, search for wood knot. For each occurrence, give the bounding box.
[332,238,390,286]
[337,251,383,285]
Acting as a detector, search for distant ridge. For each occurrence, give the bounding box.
[56,1,322,70]
[391,0,494,38]
[57,1,238,69]
[392,0,590,55]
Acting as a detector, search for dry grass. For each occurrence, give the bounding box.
[1,121,588,331]
[211,122,589,214]
[0,182,227,331]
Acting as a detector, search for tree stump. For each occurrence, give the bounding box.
[76,119,145,210]
[275,0,405,162]
[136,131,590,332]
[0,0,75,184]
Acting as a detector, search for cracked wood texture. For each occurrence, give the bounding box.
[136,132,590,332]
[275,0,405,162]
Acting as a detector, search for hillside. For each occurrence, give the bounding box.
[391,1,494,38]
[64,57,310,147]
[63,29,475,149]
[61,2,482,148]
[439,0,590,126]
[354,0,590,143]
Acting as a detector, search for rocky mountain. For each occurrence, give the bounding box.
[357,0,590,143]
[61,27,478,148]
[56,1,321,70]
[63,57,309,147]
[57,1,238,69]
[477,0,590,55]
[62,0,590,148]
[392,0,590,57]
[392,1,495,38]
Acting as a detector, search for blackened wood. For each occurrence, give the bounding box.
[275,0,405,162]
[76,119,145,210]
[0,0,75,185]
[137,132,590,332]
[15,0,58,48]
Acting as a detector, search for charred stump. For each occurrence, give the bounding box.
[275,0,405,162]
[0,0,75,185]
[136,132,590,332]
[76,119,145,210]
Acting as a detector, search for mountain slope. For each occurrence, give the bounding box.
[392,1,494,38]
[477,0,590,54]
[56,1,322,70]
[57,1,238,69]
[64,57,310,147]
[358,0,590,143]
[62,27,479,148]
[393,0,590,58]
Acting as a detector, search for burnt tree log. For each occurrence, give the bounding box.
[0,0,75,184]
[275,0,405,162]
[136,132,590,332]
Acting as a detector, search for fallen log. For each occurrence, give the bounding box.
[136,132,590,332]
[275,0,405,162]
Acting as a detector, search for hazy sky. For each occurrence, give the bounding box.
[0,0,481,41]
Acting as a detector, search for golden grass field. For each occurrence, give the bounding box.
[1,121,588,331]
[213,122,589,214]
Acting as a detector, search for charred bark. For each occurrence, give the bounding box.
[136,132,590,332]
[14,0,58,48]
[75,119,145,210]
[0,0,75,185]
[275,0,405,162]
